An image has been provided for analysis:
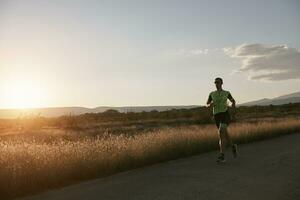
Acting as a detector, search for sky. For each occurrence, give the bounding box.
[0,0,300,108]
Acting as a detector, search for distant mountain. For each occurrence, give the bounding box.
[272,91,300,100]
[239,91,300,106]
[1,91,298,118]
[0,105,199,119]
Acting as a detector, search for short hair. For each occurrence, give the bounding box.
[214,77,223,83]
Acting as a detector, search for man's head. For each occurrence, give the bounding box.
[214,77,223,90]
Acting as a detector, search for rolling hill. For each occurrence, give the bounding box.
[239,91,300,106]
[0,105,198,119]
[0,91,299,119]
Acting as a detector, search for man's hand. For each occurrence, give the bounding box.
[232,103,236,109]
[229,98,236,109]
[206,102,214,108]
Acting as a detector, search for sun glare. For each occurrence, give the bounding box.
[3,82,44,109]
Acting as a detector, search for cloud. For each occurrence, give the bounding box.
[165,48,209,56]
[224,43,300,81]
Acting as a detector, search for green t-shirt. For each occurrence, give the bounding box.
[208,89,233,115]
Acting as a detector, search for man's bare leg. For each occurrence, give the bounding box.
[222,124,238,158]
[223,126,233,147]
[217,123,228,163]
[218,123,228,153]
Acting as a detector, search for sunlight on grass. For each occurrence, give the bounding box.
[0,118,300,199]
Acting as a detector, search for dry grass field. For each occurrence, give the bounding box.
[0,117,300,199]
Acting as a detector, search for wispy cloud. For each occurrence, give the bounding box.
[224,43,300,81]
[164,48,210,57]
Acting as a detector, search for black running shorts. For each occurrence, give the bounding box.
[213,109,231,129]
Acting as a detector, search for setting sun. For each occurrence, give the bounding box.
[3,81,44,109]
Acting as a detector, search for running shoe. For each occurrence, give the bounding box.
[216,153,226,163]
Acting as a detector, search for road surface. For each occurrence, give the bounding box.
[22,133,300,200]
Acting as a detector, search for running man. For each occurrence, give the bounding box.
[206,77,238,163]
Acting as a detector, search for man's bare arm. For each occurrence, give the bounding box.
[206,94,213,107]
[230,98,236,108]
[228,92,235,108]
[228,92,236,108]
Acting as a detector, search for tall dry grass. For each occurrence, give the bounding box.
[0,117,300,199]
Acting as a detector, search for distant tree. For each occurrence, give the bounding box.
[103,109,120,114]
